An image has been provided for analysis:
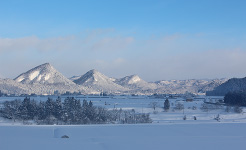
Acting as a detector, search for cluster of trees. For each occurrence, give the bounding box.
[200,103,223,112]
[0,97,152,125]
[224,91,246,106]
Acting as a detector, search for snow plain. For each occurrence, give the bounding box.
[1,123,246,150]
[1,95,246,150]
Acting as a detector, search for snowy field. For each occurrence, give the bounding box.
[1,123,246,150]
[1,95,246,150]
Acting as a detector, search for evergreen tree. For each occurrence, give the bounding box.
[164,98,170,111]
[45,97,55,117]
[89,101,93,107]
[37,101,46,120]
[54,97,63,120]
[19,97,32,120]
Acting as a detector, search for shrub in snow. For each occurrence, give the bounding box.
[153,111,158,114]
[225,106,231,112]
[61,135,69,138]
[175,103,184,110]
[214,114,220,122]
[234,106,243,114]
[200,103,209,112]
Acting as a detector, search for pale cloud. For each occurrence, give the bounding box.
[0,31,246,81]
[90,37,134,51]
[0,30,134,53]
[0,36,76,52]
[135,49,246,81]
[87,48,246,81]
[0,36,39,52]
[113,58,126,64]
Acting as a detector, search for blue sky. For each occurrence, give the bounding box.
[0,0,246,81]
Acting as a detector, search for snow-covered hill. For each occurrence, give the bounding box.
[0,78,28,94]
[207,77,246,96]
[14,63,75,85]
[0,63,228,95]
[154,79,228,94]
[73,69,128,93]
[115,75,158,91]
[0,63,96,95]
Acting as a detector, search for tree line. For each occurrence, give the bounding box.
[0,97,152,125]
[224,91,246,106]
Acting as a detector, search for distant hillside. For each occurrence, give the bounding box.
[73,69,128,93]
[206,77,246,96]
[0,63,228,95]
[115,75,158,91]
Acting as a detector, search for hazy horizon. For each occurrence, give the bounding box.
[0,0,245,81]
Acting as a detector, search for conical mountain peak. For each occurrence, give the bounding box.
[73,70,127,92]
[14,63,75,85]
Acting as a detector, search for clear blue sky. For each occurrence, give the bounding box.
[0,0,246,81]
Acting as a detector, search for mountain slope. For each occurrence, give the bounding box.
[206,77,246,96]
[0,78,28,94]
[69,75,81,81]
[155,79,227,94]
[11,63,95,95]
[198,78,228,93]
[73,69,128,93]
[115,75,158,91]
[14,63,75,85]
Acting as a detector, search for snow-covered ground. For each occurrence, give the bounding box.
[0,123,246,150]
[1,95,246,150]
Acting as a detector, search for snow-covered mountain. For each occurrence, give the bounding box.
[0,63,229,95]
[73,69,128,93]
[0,78,28,94]
[206,77,246,96]
[14,63,75,85]
[0,63,95,95]
[154,79,228,94]
[115,75,158,91]
[198,79,228,93]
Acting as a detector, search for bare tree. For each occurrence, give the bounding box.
[175,102,184,110]
[225,106,231,112]
[149,102,159,110]
[200,103,209,112]
[234,106,243,113]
